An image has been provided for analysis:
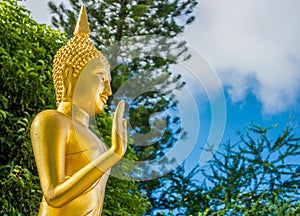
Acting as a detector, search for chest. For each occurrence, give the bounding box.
[65,124,108,175]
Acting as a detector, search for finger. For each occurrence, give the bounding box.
[122,119,127,144]
[113,100,125,122]
[115,100,125,118]
[113,101,125,140]
[122,118,127,128]
[122,119,127,153]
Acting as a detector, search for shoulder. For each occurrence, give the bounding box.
[30,110,71,147]
[31,110,71,131]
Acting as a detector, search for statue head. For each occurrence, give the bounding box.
[52,6,111,114]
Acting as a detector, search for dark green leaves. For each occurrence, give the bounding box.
[0,0,66,214]
[48,0,198,214]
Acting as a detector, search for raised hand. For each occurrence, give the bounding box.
[111,100,127,157]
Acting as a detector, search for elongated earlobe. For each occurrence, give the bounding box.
[62,64,74,102]
[52,5,110,107]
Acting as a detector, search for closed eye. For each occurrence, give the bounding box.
[96,70,109,82]
[96,72,105,79]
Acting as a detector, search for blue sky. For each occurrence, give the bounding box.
[185,1,300,114]
[23,0,300,177]
[178,1,300,172]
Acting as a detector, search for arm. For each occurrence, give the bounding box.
[31,101,127,208]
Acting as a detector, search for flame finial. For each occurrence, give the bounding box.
[53,5,110,106]
[74,5,90,37]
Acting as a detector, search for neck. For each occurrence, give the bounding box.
[57,102,90,127]
[72,105,90,127]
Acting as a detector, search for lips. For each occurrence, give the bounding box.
[100,95,108,104]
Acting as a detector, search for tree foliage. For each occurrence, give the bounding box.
[48,0,197,162]
[5,1,299,215]
[48,0,198,212]
[203,123,300,215]
[49,0,197,46]
[150,123,300,215]
[0,1,66,214]
[0,1,149,215]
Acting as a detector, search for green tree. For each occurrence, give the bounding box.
[48,0,197,212]
[153,123,300,215]
[203,123,300,215]
[0,1,150,215]
[48,0,197,162]
[148,164,209,215]
[0,1,66,214]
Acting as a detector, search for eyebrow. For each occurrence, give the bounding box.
[94,66,105,70]
[95,67,111,81]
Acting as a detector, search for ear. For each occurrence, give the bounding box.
[62,64,75,102]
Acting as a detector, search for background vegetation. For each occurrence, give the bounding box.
[48,0,198,214]
[0,1,149,215]
[1,0,300,215]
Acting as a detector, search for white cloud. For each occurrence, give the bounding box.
[184,0,300,114]
[23,0,300,114]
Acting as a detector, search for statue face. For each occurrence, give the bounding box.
[72,57,112,115]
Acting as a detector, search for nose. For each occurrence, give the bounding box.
[104,80,112,96]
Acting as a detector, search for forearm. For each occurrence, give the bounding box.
[45,148,122,207]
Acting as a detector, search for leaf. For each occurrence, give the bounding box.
[17,128,25,133]
[29,72,39,77]
[0,110,7,119]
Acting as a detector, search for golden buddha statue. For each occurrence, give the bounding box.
[30,6,127,215]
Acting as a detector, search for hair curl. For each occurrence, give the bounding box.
[52,35,110,106]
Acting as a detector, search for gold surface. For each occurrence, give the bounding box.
[52,5,110,106]
[30,6,127,215]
